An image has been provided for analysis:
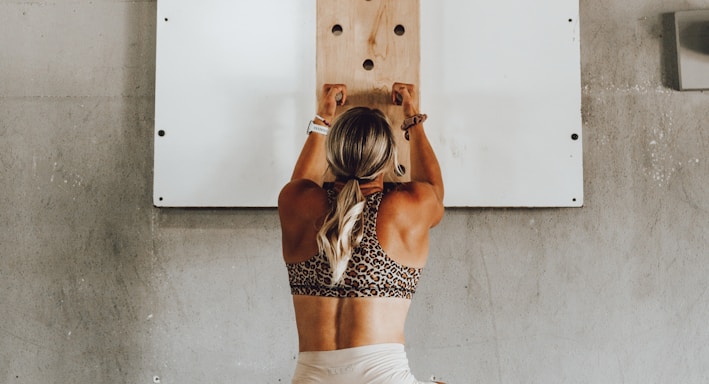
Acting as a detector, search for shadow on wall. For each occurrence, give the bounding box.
[661,13,680,90]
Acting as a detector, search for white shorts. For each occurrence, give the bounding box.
[292,343,438,384]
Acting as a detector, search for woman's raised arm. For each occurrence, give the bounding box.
[393,82,444,203]
[290,84,347,185]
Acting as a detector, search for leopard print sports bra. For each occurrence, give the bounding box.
[286,189,422,299]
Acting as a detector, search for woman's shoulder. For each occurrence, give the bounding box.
[381,181,444,227]
[278,179,329,215]
[384,181,441,201]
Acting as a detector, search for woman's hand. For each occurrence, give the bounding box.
[392,82,419,117]
[317,84,347,122]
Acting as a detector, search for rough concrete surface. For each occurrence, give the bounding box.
[1,0,707,383]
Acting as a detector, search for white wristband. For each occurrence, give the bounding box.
[306,120,329,136]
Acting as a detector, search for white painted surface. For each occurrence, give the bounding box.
[421,0,582,206]
[154,0,582,207]
[154,0,316,207]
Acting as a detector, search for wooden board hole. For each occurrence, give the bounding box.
[363,59,374,70]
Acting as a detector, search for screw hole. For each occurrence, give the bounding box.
[158,130,166,137]
[568,18,573,22]
[572,198,577,202]
[571,133,579,141]
[363,59,374,71]
[394,25,406,36]
[164,17,168,22]
[331,24,343,36]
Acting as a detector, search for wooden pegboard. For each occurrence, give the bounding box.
[317,0,420,181]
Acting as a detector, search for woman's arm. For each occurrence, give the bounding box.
[393,83,444,203]
[290,84,347,185]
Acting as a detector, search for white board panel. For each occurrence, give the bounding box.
[154,0,583,207]
[154,0,317,207]
[420,1,583,206]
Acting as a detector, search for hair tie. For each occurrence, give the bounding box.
[346,176,370,183]
[401,113,428,141]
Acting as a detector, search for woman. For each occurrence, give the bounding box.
[278,82,445,384]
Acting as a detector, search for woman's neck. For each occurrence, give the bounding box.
[333,175,384,196]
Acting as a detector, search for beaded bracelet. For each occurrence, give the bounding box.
[400,113,427,141]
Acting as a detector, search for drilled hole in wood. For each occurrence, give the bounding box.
[363,59,374,71]
[394,25,406,36]
[332,24,343,36]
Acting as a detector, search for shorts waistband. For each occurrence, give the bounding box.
[297,343,405,366]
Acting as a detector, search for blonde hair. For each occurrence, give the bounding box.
[317,107,402,284]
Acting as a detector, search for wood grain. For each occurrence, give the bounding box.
[317,0,420,181]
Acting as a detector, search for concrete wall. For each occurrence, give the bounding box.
[1,1,707,383]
